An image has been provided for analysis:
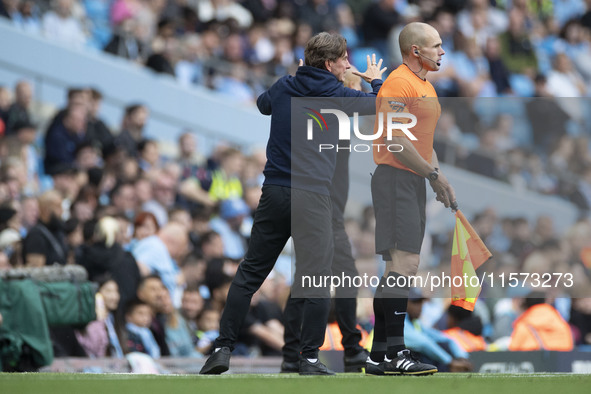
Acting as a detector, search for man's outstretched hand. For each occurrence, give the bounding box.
[353,53,387,82]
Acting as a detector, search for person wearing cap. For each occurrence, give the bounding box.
[209,198,250,260]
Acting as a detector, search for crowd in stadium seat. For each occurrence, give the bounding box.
[3,0,591,101]
[2,0,591,365]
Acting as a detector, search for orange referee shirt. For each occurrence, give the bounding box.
[373,64,441,174]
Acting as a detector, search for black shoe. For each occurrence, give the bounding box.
[199,347,231,374]
[383,349,437,375]
[365,358,385,376]
[344,349,370,373]
[280,360,299,373]
[298,358,336,376]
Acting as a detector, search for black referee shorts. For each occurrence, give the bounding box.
[371,164,426,259]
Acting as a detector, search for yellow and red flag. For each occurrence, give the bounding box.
[451,210,492,311]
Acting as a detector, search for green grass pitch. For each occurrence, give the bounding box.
[1,373,590,394]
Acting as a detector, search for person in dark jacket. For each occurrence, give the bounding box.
[43,103,88,175]
[200,32,386,376]
[78,216,141,310]
[115,104,149,158]
[281,66,383,373]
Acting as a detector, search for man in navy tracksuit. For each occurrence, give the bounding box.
[200,32,385,375]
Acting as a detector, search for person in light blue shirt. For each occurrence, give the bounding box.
[404,288,473,372]
[209,198,250,260]
[131,222,188,301]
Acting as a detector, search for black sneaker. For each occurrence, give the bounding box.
[365,358,385,376]
[383,349,437,375]
[280,360,299,373]
[344,349,370,373]
[298,359,336,376]
[199,347,231,374]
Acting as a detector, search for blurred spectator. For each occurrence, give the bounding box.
[143,170,176,225]
[0,206,22,268]
[145,20,178,76]
[177,131,206,179]
[362,0,398,56]
[134,177,153,207]
[104,14,148,62]
[43,103,88,175]
[22,190,67,266]
[132,211,159,249]
[196,307,220,354]
[404,288,472,372]
[115,104,149,158]
[132,222,188,297]
[85,88,114,152]
[570,164,591,211]
[208,147,243,202]
[0,0,19,19]
[215,62,255,102]
[138,139,160,174]
[13,0,42,35]
[83,0,112,49]
[13,121,40,195]
[484,35,512,95]
[50,164,80,219]
[546,52,587,97]
[570,297,591,345]
[78,216,141,308]
[0,86,12,123]
[508,217,535,261]
[124,297,161,358]
[452,37,496,97]
[210,198,250,260]
[197,0,253,29]
[508,293,574,351]
[196,230,223,260]
[20,195,39,235]
[463,129,499,178]
[74,283,111,358]
[4,80,33,135]
[42,0,88,48]
[97,276,125,357]
[136,274,170,356]
[110,181,137,219]
[74,141,101,171]
[456,0,508,48]
[442,305,487,353]
[179,285,204,343]
[499,8,538,75]
[175,34,205,87]
[161,288,201,357]
[527,76,570,151]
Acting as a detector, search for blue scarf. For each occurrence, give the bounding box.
[126,322,161,359]
[105,313,124,358]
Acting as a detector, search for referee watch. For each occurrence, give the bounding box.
[428,168,439,182]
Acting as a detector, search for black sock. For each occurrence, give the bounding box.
[369,276,388,363]
[381,271,410,359]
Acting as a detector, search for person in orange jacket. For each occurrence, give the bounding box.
[442,305,487,353]
[509,293,574,351]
